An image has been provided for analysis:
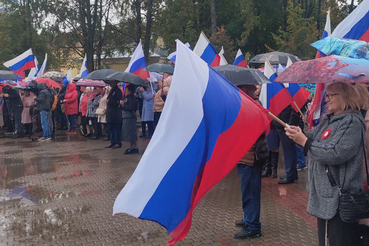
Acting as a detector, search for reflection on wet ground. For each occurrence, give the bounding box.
[0,131,318,245]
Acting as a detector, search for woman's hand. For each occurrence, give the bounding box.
[285,125,308,147]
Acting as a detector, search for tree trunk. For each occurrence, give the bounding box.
[135,0,142,44]
[143,0,153,63]
[316,0,322,38]
[210,0,217,35]
[349,0,355,13]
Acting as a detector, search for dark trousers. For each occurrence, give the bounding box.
[237,164,262,232]
[109,122,121,146]
[24,123,32,135]
[13,108,23,135]
[154,112,161,130]
[278,130,297,180]
[142,121,154,137]
[67,114,77,129]
[103,123,110,138]
[317,213,362,246]
[91,117,101,137]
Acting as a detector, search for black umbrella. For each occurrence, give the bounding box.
[214,65,269,85]
[249,51,301,65]
[85,69,118,80]
[145,63,174,74]
[0,70,19,80]
[105,72,146,87]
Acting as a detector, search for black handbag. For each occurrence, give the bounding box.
[253,138,269,161]
[327,134,369,223]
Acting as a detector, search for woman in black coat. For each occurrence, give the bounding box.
[105,80,123,149]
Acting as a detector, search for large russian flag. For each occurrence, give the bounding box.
[125,40,150,79]
[309,2,369,128]
[259,59,293,116]
[331,0,369,41]
[233,49,247,67]
[3,49,36,76]
[113,40,271,245]
[193,32,221,67]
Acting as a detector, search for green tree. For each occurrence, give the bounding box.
[209,26,236,62]
[273,0,318,60]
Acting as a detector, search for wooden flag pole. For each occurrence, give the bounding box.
[268,111,287,128]
[293,101,305,119]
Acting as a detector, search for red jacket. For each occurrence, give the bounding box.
[64,83,78,115]
[80,93,91,116]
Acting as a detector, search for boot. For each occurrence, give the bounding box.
[262,152,272,178]
[271,151,279,178]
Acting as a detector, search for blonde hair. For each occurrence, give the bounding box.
[355,84,369,110]
[326,82,360,112]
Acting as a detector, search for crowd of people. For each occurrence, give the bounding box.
[1,77,369,245]
[0,76,172,154]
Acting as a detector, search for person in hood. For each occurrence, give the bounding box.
[34,83,52,141]
[62,83,79,133]
[2,85,23,138]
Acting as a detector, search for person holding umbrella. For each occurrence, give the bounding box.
[105,80,123,149]
[285,82,365,246]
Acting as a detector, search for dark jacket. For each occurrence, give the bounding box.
[121,94,138,119]
[274,105,300,131]
[34,83,52,111]
[106,86,123,123]
[3,86,23,112]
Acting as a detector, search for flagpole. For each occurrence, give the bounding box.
[293,101,305,119]
[268,111,287,128]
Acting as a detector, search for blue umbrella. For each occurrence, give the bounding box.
[311,36,369,61]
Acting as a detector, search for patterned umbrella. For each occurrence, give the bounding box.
[275,55,369,83]
[42,71,65,82]
[0,80,17,86]
[311,36,369,61]
[76,79,107,87]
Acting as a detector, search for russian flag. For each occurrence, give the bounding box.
[259,59,293,116]
[308,9,331,128]
[79,54,89,78]
[331,0,369,42]
[113,40,271,245]
[26,56,40,81]
[285,57,310,111]
[219,46,228,65]
[62,69,72,87]
[3,49,36,76]
[36,54,48,78]
[233,49,247,67]
[125,40,150,79]
[193,32,221,67]
[168,42,191,63]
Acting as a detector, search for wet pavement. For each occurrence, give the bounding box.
[0,131,318,245]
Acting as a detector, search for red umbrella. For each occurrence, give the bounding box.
[35,78,62,89]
